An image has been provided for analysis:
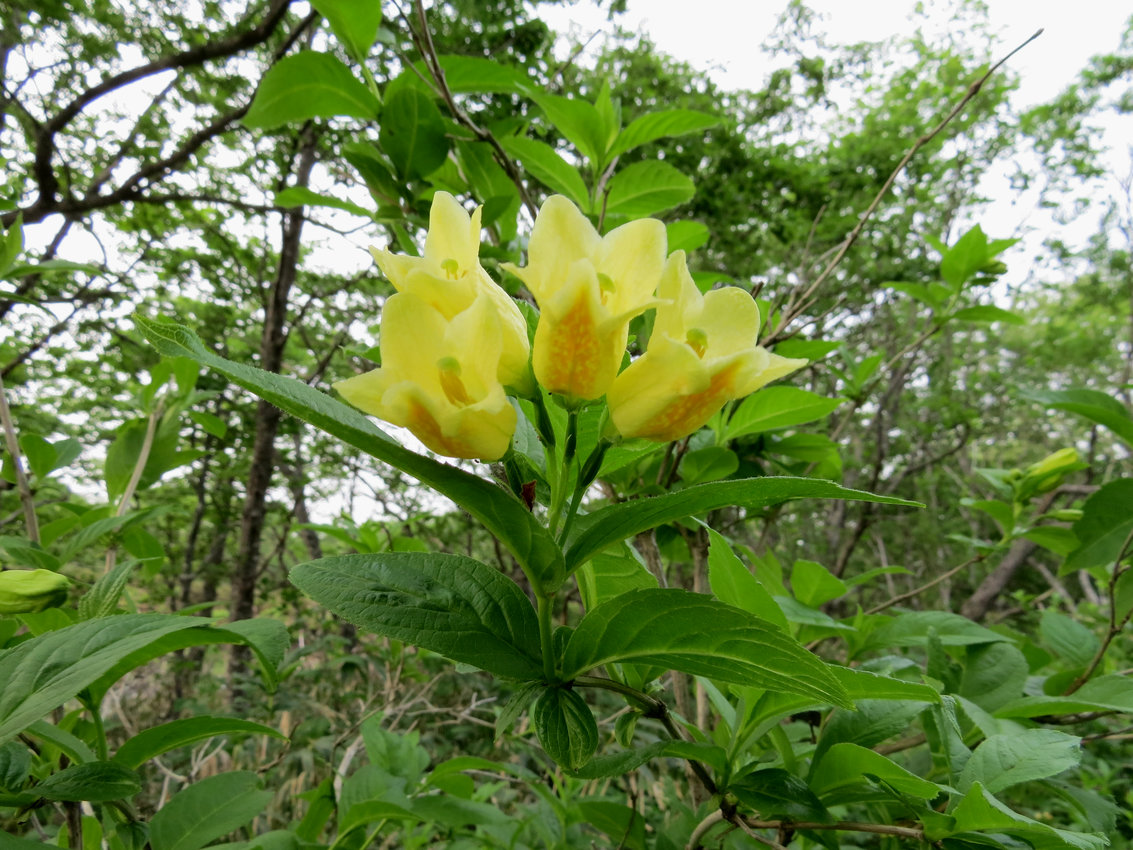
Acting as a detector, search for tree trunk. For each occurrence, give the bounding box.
[228,125,318,683]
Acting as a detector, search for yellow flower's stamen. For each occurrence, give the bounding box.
[686,328,708,359]
[437,357,472,406]
[597,272,616,305]
[441,258,461,280]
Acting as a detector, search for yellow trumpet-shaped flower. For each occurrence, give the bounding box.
[334,291,517,461]
[503,195,666,403]
[607,251,808,443]
[370,191,531,392]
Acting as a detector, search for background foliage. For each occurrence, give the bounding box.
[1,0,1132,847]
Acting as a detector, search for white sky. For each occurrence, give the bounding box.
[539,0,1131,108]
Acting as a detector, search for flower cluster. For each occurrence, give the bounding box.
[336,192,806,461]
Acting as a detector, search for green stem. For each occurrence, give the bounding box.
[538,594,558,682]
[87,698,109,762]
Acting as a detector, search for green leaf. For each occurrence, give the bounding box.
[274,186,372,218]
[568,740,669,779]
[526,92,606,166]
[958,642,1028,712]
[311,0,382,62]
[791,559,847,607]
[132,315,564,591]
[1040,609,1099,668]
[35,761,141,802]
[678,446,738,485]
[243,51,380,129]
[380,85,450,180]
[113,717,286,770]
[149,772,272,850]
[726,388,845,440]
[80,618,289,703]
[78,558,137,620]
[498,135,590,209]
[561,588,850,707]
[964,499,1015,536]
[574,801,646,850]
[435,55,530,93]
[831,667,940,703]
[0,614,208,746]
[290,552,542,679]
[666,220,710,253]
[610,109,720,158]
[576,545,657,613]
[707,528,787,630]
[815,700,928,765]
[1022,526,1079,557]
[958,730,1080,794]
[533,686,598,770]
[564,477,919,577]
[187,410,227,439]
[950,305,1024,325]
[940,225,1013,289]
[1021,388,1133,448]
[860,611,1007,652]
[1063,479,1133,572]
[495,681,542,741]
[0,740,31,790]
[730,768,831,823]
[809,742,940,805]
[604,160,694,218]
[951,782,1107,850]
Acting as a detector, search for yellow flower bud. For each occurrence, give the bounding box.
[369,191,531,393]
[607,251,807,442]
[335,292,517,461]
[503,195,666,403]
[0,569,70,614]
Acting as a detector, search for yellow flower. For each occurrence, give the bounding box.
[334,291,516,461]
[607,251,808,442]
[370,191,531,392]
[503,195,666,403]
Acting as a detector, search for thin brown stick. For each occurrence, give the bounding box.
[1065,526,1133,694]
[0,372,38,543]
[764,28,1044,344]
[866,553,985,615]
[409,0,538,219]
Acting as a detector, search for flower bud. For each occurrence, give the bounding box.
[0,569,70,614]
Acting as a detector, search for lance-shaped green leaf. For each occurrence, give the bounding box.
[604,160,695,218]
[957,729,1081,795]
[560,588,851,707]
[149,771,273,850]
[243,51,379,129]
[113,717,287,770]
[951,782,1107,850]
[290,552,543,680]
[729,768,831,823]
[809,743,941,806]
[532,686,598,770]
[83,617,289,701]
[564,477,919,577]
[1062,479,1133,572]
[0,614,205,746]
[34,761,141,802]
[133,315,564,591]
[380,85,450,180]
[1021,387,1133,448]
[610,109,720,158]
[498,135,590,209]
